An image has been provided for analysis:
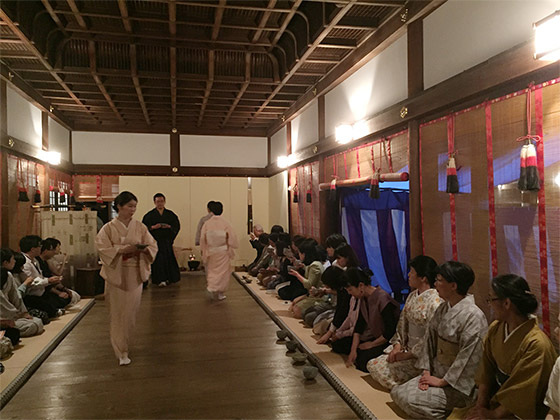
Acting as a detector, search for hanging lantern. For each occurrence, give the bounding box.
[369,171,380,199]
[446,155,459,194]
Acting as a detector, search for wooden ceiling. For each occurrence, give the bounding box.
[0,0,407,136]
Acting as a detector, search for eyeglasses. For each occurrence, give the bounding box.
[486,296,502,304]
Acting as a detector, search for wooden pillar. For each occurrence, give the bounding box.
[407,18,424,96]
[1,79,9,246]
[408,120,423,257]
[170,131,180,170]
[286,121,292,156]
[42,111,48,151]
[318,95,325,141]
[267,136,271,166]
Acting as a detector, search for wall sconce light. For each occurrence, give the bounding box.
[534,10,560,61]
[352,120,368,140]
[277,155,289,168]
[335,124,353,144]
[40,150,61,165]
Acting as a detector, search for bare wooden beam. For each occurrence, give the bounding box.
[66,0,87,29]
[211,0,226,41]
[0,10,97,123]
[252,0,277,43]
[88,40,125,123]
[221,52,251,127]
[130,45,151,125]
[40,0,67,33]
[197,50,214,127]
[117,0,133,33]
[270,0,304,48]
[248,1,357,127]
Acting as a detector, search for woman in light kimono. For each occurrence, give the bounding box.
[462,274,557,420]
[390,261,488,419]
[367,255,442,389]
[95,191,157,366]
[200,201,238,301]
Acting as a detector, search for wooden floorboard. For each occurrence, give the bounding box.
[1,273,358,419]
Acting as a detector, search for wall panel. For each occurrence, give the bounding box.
[180,135,267,168]
[48,117,70,162]
[292,101,318,152]
[270,126,287,164]
[6,85,42,148]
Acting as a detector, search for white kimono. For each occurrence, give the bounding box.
[390,294,488,419]
[95,218,157,359]
[200,215,238,293]
[368,288,442,389]
[1,272,44,336]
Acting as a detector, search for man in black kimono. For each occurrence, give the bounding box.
[142,193,181,287]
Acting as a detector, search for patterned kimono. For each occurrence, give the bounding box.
[468,318,557,419]
[96,218,157,359]
[200,215,238,293]
[367,288,442,389]
[390,295,488,419]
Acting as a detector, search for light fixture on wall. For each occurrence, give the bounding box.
[352,120,368,140]
[534,10,560,61]
[335,124,353,144]
[277,154,296,168]
[39,150,61,165]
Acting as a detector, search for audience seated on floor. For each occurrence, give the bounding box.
[276,237,308,301]
[287,240,325,318]
[36,238,80,307]
[17,235,66,319]
[248,233,272,276]
[1,248,44,338]
[368,255,441,389]
[248,224,265,268]
[455,274,557,420]
[262,240,289,290]
[345,267,400,372]
[390,261,488,419]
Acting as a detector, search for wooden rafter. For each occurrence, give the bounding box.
[248,0,357,126]
[66,0,87,29]
[252,0,277,43]
[40,0,67,33]
[197,50,214,127]
[0,9,97,122]
[270,0,304,48]
[117,0,133,33]
[221,52,251,128]
[88,40,125,123]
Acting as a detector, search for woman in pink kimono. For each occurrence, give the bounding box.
[200,201,238,301]
[95,191,157,366]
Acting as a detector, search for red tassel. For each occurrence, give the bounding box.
[517,144,528,191]
[525,143,539,191]
[59,190,66,203]
[292,185,299,203]
[33,189,42,204]
[18,187,30,202]
[329,179,337,202]
[369,172,380,199]
[446,156,459,194]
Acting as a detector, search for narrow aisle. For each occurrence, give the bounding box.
[2,273,358,419]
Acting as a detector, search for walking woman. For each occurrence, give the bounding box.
[95,191,157,366]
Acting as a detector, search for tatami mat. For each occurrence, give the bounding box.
[233,272,406,420]
[0,298,95,407]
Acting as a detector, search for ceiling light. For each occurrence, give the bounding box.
[277,155,289,168]
[534,10,560,61]
[335,124,353,144]
[40,150,61,165]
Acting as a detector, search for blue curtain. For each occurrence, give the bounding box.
[341,188,410,295]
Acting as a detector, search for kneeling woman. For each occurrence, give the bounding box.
[390,261,488,419]
[367,255,442,389]
[96,191,158,366]
[345,268,400,372]
[462,274,557,420]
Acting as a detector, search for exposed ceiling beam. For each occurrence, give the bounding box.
[248,0,357,126]
[197,50,214,127]
[66,0,87,29]
[169,0,177,128]
[221,52,252,128]
[334,15,380,30]
[40,0,67,33]
[117,0,133,33]
[88,40,125,123]
[252,0,277,44]
[270,0,304,48]
[0,9,97,123]
[211,0,226,41]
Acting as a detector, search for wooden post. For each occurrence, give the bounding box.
[1,80,9,246]
[170,131,180,170]
[42,111,49,151]
[408,120,422,257]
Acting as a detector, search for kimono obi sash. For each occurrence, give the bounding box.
[206,230,228,256]
[407,321,425,350]
[436,336,460,367]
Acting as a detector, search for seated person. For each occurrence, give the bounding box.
[248,224,265,267]
[390,261,488,419]
[545,315,560,420]
[37,238,79,306]
[333,243,360,270]
[17,235,66,318]
[368,255,441,389]
[287,241,325,317]
[1,248,44,337]
[345,268,400,372]
[277,238,310,301]
[262,241,289,289]
[248,233,272,276]
[324,233,347,264]
[270,224,284,234]
[461,274,557,420]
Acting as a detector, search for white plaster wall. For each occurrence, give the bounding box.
[48,117,70,162]
[72,132,170,165]
[6,85,42,149]
[268,170,289,231]
[325,34,408,138]
[180,135,267,167]
[118,175,269,267]
[270,126,287,164]
[424,0,560,89]
[291,101,318,152]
